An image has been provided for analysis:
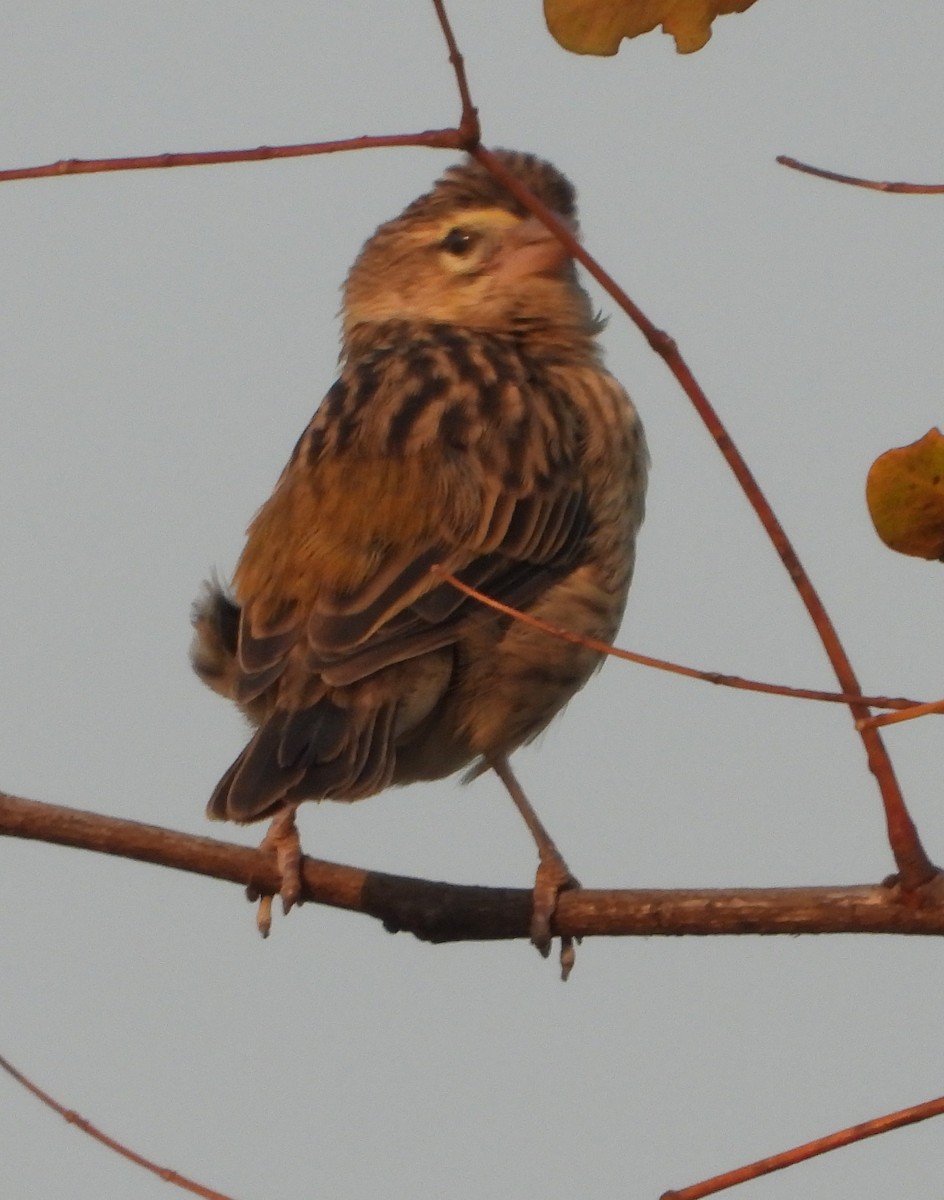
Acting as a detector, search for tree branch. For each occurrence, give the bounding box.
[433,569,932,713]
[777,156,944,194]
[5,790,944,942]
[858,698,944,730]
[0,130,464,185]
[662,1090,944,1199]
[0,1052,235,1200]
[431,0,480,148]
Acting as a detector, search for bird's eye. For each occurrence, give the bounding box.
[439,226,478,257]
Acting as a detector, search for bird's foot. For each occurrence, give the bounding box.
[249,808,303,937]
[531,849,581,981]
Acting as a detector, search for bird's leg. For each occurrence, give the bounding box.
[488,754,579,978]
[250,805,303,938]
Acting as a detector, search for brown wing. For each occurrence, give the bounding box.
[203,325,590,820]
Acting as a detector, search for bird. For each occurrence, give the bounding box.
[191,149,648,972]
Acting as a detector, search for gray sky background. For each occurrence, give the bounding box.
[3,4,944,1197]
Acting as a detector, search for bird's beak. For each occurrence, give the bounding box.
[493,215,573,283]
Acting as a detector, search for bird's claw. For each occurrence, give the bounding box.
[275,836,303,915]
[249,809,303,937]
[530,850,580,978]
[255,892,274,938]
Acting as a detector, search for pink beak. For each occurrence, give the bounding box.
[493,215,573,283]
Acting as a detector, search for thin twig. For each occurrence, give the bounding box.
[470,144,936,890]
[0,1053,236,1200]
[0,3,481,185]
[858,698,944,731]
[662,1091,944,1199]
[431,0,480,147]
[0,129,463,185]
[777,156,944,194]
[433,569,928,713]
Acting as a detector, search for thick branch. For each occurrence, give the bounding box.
[4,791,944,942]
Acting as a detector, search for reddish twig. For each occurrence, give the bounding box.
[0,2,480,187]
[0,1052,236,1200]
[858,698,944,731]
[661,1091,944,1199]
[777,156,944,194]
[0,130,464,185]
[431,0,480,147]
[470,145,936,890]
[433,569,928,713]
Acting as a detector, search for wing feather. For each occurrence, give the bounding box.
[205,324,594,818]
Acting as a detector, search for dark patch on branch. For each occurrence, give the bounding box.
[4,790,944,944]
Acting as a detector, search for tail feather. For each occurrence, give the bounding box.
[206,696,399,822]
[190,581,242,697]
[278,702,348,770]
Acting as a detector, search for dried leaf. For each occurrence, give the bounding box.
[866,428,944,560]
[544,0,759,56]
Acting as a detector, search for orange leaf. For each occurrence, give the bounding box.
[866,428,944,560]
[544,0,759,56]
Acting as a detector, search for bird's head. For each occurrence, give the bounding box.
[341,151,598,347]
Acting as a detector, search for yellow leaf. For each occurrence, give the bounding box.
[544,0,759,56]
[866,428,944,560]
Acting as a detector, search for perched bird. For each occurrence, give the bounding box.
[192,149,647,966]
